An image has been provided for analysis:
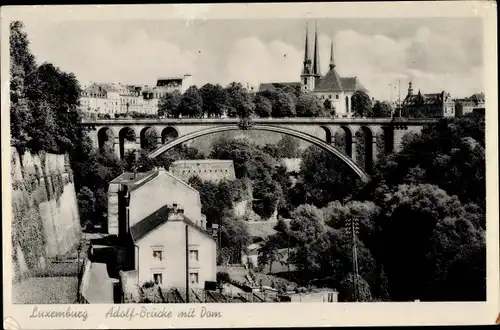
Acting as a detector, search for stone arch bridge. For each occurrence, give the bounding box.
[81,117,437,181]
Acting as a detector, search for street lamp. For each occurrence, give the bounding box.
[345,215,360,302]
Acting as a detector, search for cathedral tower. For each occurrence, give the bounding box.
[312,21,321,77]
[300,23,316,92]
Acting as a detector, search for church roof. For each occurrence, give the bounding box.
[314,69,368,93]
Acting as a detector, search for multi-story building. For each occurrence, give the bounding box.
[401,81,455,118]
[169,159,237,183]
[259,23,368,117]
[454,93,485,116]
[107,168,216,288]
[80,75,192,116]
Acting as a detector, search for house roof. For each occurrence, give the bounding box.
[110,169,159,192]
[99,83,120,93]
[404,92,445,106]
[130,204,215,242]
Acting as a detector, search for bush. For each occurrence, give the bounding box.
[216,271,230,284]
[142,280,155,288]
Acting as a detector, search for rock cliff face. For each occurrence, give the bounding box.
[10,147,81,280]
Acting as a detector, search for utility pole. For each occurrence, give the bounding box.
[345,215,360,302]
[185,224,190,303]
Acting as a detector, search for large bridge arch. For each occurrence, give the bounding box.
[147,125,370,183]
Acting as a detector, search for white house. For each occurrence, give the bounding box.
[107,168,217,289]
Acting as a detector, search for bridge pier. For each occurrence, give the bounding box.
[372,136,378,164]
[113,137,120,159]
[351,136,357,164]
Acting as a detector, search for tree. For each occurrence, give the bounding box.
[179,85,203,118]
[296,94,325,117]
[220,212,250,263]
[272,90,296,117]
[258,234,285,273]
[371,100,393,118]
[200,83,228,118]
[254,94,272,118]
[225,82,255,118]
[289,204,325,244]
[339,273,372,302]
[158,90,182,118]
[298,145,361,207]
[377,183,480,301]
[10,21,37,153]
[351,91,373,118]
[187,175,203,191]
[77,186,96,227]
[323,99,335,117]
[274,135,300,158]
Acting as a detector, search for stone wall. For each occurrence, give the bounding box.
[10,148,81,280]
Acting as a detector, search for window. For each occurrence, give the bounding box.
[152,250,163,261]
[153,273,163,285]
[189,250,199,261]
[329,95,332,99]
[189,272,199,284]
[336,94,339,99]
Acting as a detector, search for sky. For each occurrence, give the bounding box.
[22,17,484,100]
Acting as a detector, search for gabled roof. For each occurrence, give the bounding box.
[314,68,369,93]
[130,204,215,242]
[314,68,343,91]
[340,77,369,93]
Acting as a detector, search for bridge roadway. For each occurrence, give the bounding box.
[81,117,438,180]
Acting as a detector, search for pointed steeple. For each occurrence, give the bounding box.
[312,21,321,77]
[329,39,335,70]
[302,23,311,75]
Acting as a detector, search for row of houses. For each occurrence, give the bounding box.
[80,76,192,116]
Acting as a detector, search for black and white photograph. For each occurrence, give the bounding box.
[2,2,498,328]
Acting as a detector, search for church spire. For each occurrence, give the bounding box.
[408,81,413,96]
[302,23,311,74]
[312,21,321,77]
[329,39,335,70]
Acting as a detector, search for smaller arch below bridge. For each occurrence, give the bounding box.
[147,125,370,183]
[140,126,159,151]
[355,126,374,174]
[118,127,138,159]
[161,126,179,144]
[97,127,115,150]
[319,125,333,144]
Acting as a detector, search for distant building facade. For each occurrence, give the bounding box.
[80,76,192,116]
[259,23,368,117]
[107,168,216,288]
[401,81,455,118]
[169,159,237,183]
[455,93,485,116]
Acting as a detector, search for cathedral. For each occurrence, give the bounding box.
[259,23,369,117]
